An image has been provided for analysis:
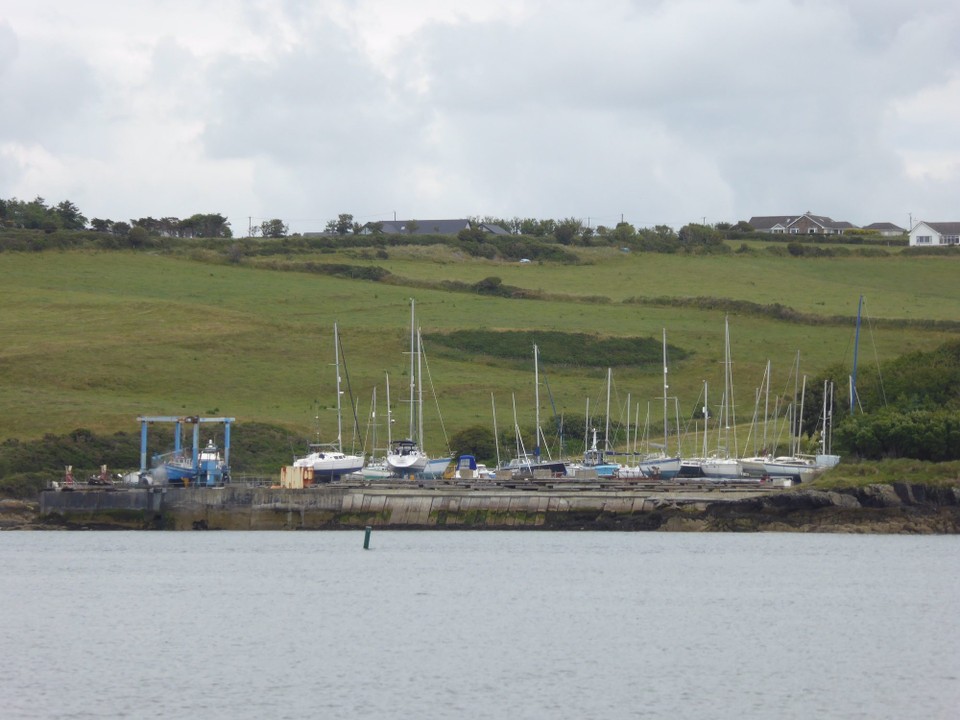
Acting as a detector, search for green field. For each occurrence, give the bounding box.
[1,247,957,458]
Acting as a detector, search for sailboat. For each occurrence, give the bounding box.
[701,316,742,479]
[386,300,453,476]
[740,352,824,483]
[362,379,393,479]
[293,322,365,481]
[619,329,681,479]
[500,344,567,477]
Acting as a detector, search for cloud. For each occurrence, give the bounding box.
[1,0,958,233]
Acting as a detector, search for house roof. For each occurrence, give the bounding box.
[365,218,510,235]
[917,221,960,234]
[372,219,471,234]
[862,222,906,232]
[788,214,854,230]
[748,213,856,231]
[748,216,795,230]
[479,222,511,235]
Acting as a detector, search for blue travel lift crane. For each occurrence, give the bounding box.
[137,416,235,486]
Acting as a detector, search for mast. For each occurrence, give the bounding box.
[797,374,807,457]
[662,328,669,455]
[492,393,501,469]
[821,379,832,456]
[407,299,416,440]
[724,315,738,458]
[625,392,631,457]
[604,367,612,452]
[851,294,863,413]
[334,322,343,452]
[417,327,424,449]
[702,380,709,458]
[370,386,377,459]
[534,343,541,459]
[584,398,590,453]
[385,372,392,447]
[762,359,770,454]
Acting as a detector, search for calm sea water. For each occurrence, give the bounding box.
[1,531,957,719]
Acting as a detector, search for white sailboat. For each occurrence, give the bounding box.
[619,329,681,479]
[294,322,365,480]
[740,353,823,483]
[362,379,393,479]
[387,300,431,475]
[500,344,567,477]
[701,316,742,479]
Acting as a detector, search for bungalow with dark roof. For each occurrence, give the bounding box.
[862,222,906,236]
[747,213,856,235]
[909,221,960,247]
[362,218,510,235]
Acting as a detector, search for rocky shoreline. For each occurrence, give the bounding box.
[5,483,960,533]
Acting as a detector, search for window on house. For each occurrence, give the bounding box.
[790,228,799,234]
[943,235,959,245]
[808,228,817,234]
[916,236,931,244]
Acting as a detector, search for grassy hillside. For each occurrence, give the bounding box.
[1,246,958,461]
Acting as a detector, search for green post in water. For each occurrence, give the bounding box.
[363,526,372,549]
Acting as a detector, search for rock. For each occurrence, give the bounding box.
[854,484,903,508]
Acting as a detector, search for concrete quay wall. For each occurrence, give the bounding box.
[39,485,741,530]
[38,483,960,532]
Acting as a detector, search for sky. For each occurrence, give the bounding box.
[1,0,958,235]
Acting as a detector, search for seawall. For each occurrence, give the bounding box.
[31,482,960,532]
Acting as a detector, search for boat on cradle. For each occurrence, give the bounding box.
[362,456,393,480]
[576,428,619,478]
[617,455,682,480]
[293,322,364,481]
[500,453,568,478]
[739,350,840,484]
[155,439,230,486]
[499,343,568,479]
[681,316,743,480]
[453,455,495,480]
[421,455,454,478]
[618,329,681,480]
[293,446,364,480]
[386,299,448,477]
[387,438,429,475]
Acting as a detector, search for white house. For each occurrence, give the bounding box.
[908,222,960,247]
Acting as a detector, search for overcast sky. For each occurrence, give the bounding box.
[2,0,958,235]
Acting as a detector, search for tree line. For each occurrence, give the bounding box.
[1,196,232,239]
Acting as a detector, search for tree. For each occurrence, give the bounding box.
[678,223,723,247]
[54,200,87,230]
[335,213,354,235]
[610,221,637,245]
[406,219,419,234]
[128,225,151,248]
[89,218,112,233]
[448,425,498,465]
[182,213,231,238]
[553,217,583,245]
[260,218,288,238]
